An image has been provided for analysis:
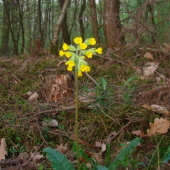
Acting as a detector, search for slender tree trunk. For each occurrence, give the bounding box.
[78,0,86,41]
[3,0,18,55]
[103,0,124,49]
[16,0,25,54]
[51,0,70,54]
[90,0,100,43]
[59,0,71,44]
[1,0,10,55]
[38,0,43,42]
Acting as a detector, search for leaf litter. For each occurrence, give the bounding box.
[0,51,170,169]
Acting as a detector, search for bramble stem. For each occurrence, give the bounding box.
[75,59,80,170]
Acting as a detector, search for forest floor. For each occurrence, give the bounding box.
[1,45,170,170]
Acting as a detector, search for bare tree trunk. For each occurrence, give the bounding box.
[16,0,25,54]
[90,0,100,43]
[59,0,71,44]
[38,0,43,42]
[51,0,70,54]
[3,0,18,55]
[1,0,10,55]
[103,0,124,49]
[78,0,86,41]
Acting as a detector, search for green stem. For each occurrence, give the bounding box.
[156,134,160,170]
[75,59,80,170]
[147,135,164,170]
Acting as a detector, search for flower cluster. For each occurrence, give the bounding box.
[59,37,102,77]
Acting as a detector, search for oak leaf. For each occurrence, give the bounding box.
[0,138,7,160]
[147,118,170,136]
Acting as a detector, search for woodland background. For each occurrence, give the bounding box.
[0,0,170,56]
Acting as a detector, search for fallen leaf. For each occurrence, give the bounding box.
[144,52,154,60]
[132,130,146,137]
[57,144,68,154]
[42,119,58,127]
[28,92,38,101]
[0,138,7,160]
[147,118,170,136]
[142,104,169,116]
[70,134,94,147]
[95,142,102,148]
[30,152,44,162]
[143,62,159,77]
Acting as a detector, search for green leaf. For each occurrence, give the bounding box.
[106,143,111,167]
[162,153,170,163]
[124,76,135,87]
[43,147,75,170]
[96,165,108,170]
[162,145,170,163]
[101,78,107,90]
[108,138,142,170]
[69,45,76,51]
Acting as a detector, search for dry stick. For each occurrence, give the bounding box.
[85,72,100,88]
[105,119,133,144]
[36,119,49,146]
[97,104,117,123]
[27,141,45,162]
[0,158,23,166]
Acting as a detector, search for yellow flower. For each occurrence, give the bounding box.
[67,66,73,71]
[89,38,96,45]
[65,52,72,58]
[82,56,85,59]
[95,47,102,54]
[74,37,82,44]
[65,60,75,67]
[63,43,69,51]
[78,71,83,77]
[59,50,65,57]
[86,51,93,58]
[79,43,87,50]
[80,65,91,72]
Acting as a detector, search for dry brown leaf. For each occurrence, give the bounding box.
[132,130,146,137]
[144,52,154,60]
[0,138,7,160]
[147,118,170,136]
[70,134,94,147]
[28,92,38,101]
[142,104,169,116]
[57,144,68,154]
[95,142,102,148]
[143,62,159,77]
[91,153,103,164]
[42,119,58,127]
[30,152,44,162]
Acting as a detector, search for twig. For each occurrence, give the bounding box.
[104,119,133,144]
[0,158,23,166]
[36,119,49,146]
[85,72,100,88]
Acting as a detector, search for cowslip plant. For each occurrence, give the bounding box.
[60,37,102,169]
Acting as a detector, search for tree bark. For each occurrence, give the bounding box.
[90,0,100,43]
[78,0,86,41]
[16,0,25,54]
[2,0,18,55]
[52,0,70,44]
[51,0,70,54]
[103,0,124,49]
[59,0,71,44]
[1,0,10,55]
